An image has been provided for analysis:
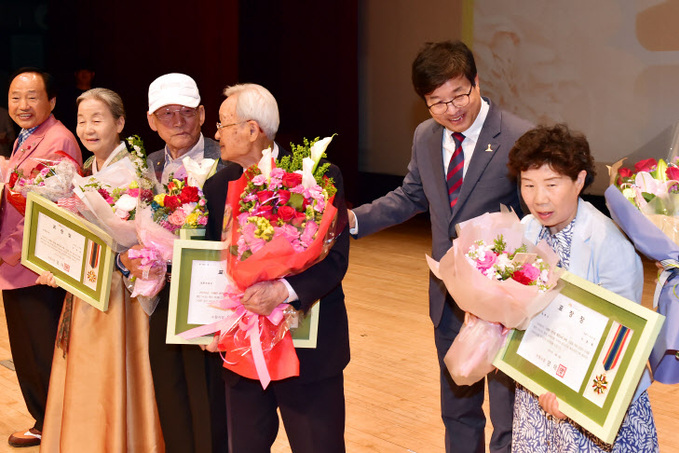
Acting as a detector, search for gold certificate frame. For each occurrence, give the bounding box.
[21,192,115,311]
[494,271,664,444]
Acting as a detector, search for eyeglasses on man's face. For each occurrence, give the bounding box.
[426,84,474,115]
[216,120,247,130]
[154,106,199,124]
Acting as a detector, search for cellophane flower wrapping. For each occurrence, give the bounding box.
[129,168,210,315]
[427,207,563,386]
[5,151,81,215]
[443,316,507,386]
[606,153,679,383]
[181,136,340,388]
[72,156,153,252]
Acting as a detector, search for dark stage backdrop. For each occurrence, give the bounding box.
[45,0,240,155]
[238,1,359,202]
[2,0,359,202]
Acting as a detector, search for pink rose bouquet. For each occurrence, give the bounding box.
[181,136,341,389]
[427,208,562,385]
[129,165,212,314]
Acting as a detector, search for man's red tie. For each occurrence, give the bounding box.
[447,132,465,208]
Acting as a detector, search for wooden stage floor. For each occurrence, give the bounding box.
[0,217,677,452]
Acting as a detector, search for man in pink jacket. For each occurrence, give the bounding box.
[1,68,81,448]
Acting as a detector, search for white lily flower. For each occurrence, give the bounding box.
[302,157,316,189]
[182,156,217,188]
[258,147,273,181]
[309,136,334,170]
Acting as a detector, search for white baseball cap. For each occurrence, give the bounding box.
[148,73,201,113]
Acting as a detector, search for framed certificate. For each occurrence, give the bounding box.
[179,228,206,240]
[493,271,664,444]
[290,301,320,348]
[167,239,233,345]
[21,192,115,311]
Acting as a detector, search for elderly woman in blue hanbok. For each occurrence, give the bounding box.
[507,124,658,453]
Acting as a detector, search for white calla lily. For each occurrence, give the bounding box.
[182,156,217,188]
[302,157,316,189]
[309,135,334,171]
[258,147,273,181]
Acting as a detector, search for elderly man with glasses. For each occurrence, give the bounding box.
[348,41,533,453]
[146,73,225,183]
[118,73,228,453]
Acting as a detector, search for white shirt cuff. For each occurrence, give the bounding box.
[349,210,359,235]
[280,278,298,302]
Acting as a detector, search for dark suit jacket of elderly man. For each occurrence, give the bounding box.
[146,135,225,182]
[202,150,351,453]
[352,98,533,453]
[143,135,228,453]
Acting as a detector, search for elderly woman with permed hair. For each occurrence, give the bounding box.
[507,124,658,452]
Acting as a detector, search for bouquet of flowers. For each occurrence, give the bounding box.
[5,151,81,215]
[606,155,679,384]
[464,236,553,290]
[127,158,214,314]
[427,207,562,385]
[72,137,153,252]
[180,136,341,388]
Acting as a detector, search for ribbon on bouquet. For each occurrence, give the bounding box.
[126,247,168,316]
[178,289,290,389]
[655,258,679,309]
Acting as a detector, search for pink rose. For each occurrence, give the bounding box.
[475,251,497,271]
[512,264,540,286]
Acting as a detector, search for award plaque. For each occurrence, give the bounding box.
[494,270,664,443]
[167,239,232,345]
[21,192,115,311]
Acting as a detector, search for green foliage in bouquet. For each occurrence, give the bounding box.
[278,135,337,198]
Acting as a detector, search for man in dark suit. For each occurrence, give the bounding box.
[119,73,227,453]
[203,83,350,453]
[349,41,533,453]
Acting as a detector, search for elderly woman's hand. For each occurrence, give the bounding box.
[35,271,58,287]
[538,392,566,419]
[119,245,165,280]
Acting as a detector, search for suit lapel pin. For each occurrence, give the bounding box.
[485,144,493,152]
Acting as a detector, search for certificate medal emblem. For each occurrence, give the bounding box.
[592,373,608,394]
[591,324,631,395]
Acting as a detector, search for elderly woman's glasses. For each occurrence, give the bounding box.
[426,84,474,115]
[154,106,198,124]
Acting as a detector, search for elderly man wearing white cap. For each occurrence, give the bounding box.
[119,73,228,453]
[146,72,225,183]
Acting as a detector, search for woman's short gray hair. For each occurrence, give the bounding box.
[223,84,279,140]
[77,88,126,120]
